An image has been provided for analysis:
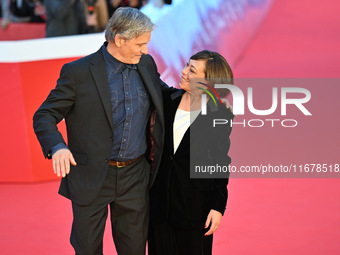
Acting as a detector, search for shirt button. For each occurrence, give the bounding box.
[120,154,123,157]
[125,122,129,126]
[123,138,126,142]
[127,107,130,110]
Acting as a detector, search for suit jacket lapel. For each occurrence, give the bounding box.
[90,49,114,131]
[175,119,190,155]
[166,91,186,155]
[170,91,207,155]
[178,100,217,154]
[168,97,181,155]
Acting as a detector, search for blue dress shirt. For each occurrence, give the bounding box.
[102,43,151,161]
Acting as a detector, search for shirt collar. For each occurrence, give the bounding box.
[102,42,137,74]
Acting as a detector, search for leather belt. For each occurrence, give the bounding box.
[109,155,144,168]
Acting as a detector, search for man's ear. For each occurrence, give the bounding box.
[114,34,123,47]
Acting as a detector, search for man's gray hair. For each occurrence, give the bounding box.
[105,7,155,42]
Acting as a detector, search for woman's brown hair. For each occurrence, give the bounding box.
[190,50,233,97]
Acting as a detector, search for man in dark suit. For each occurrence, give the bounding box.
[33,7,164,255]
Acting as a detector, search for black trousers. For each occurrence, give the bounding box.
[70,157,150,255]
[148,221,213,255]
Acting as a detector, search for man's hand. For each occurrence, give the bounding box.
[204,209,222,236]
[221,98,234,114]
[52,149,77,177]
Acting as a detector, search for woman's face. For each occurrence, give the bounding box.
[179,59,206,92]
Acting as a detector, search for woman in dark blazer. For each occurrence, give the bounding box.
[149,50,234,255]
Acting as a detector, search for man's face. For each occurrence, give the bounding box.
[115,31,151,64]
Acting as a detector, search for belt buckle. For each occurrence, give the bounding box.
[116,161,125,168]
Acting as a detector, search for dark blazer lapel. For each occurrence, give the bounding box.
[89,49,114,131]
[177,110,205,154]
[167,91,187,155]
[167,97,181,155]
[175,122,190,155]
[177,100,218,153]
[174,96,210,155]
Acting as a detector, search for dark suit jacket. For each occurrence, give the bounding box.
[33,46,165,206]
[150,89,233,229]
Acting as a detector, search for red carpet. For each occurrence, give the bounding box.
[234,0,340,78]
[1,0,340,254]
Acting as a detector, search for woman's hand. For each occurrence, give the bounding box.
[204,209,222,236]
